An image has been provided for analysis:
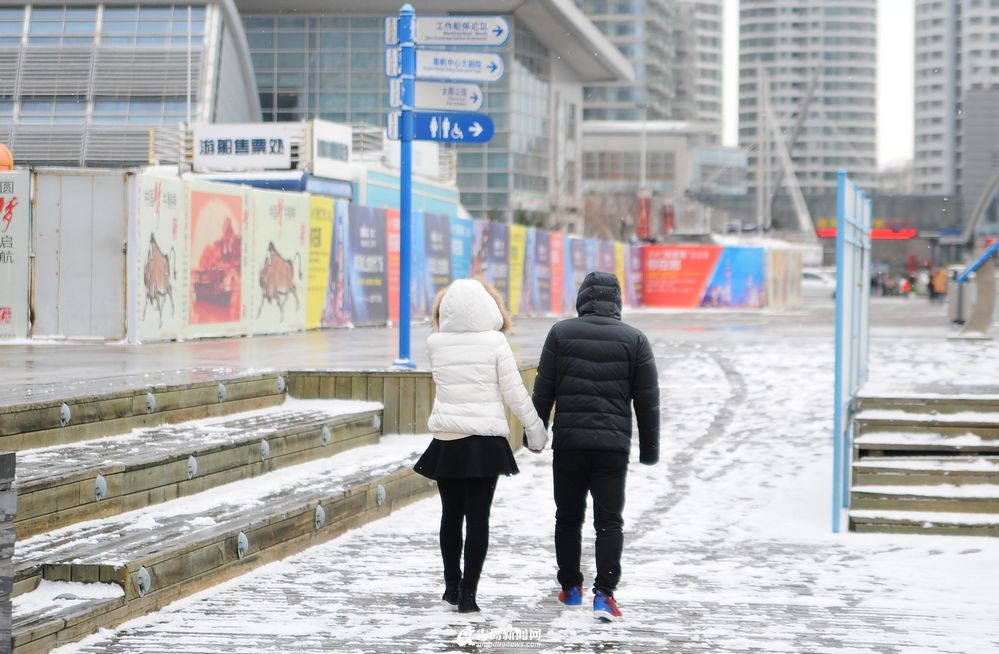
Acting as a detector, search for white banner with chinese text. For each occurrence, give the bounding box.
[0,170,30,339]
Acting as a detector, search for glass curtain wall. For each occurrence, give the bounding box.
[245,14,553,221]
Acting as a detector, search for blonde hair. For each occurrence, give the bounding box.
[431,277,513,333]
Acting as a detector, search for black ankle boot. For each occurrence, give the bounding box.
[457,587,480,613]
[442,581,459,607]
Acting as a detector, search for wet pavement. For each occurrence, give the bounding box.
[55,295,999,654]
[1,297,949,409]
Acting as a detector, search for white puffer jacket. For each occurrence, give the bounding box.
[426,279,549,450]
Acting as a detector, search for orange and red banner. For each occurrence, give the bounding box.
[642,245,722,308]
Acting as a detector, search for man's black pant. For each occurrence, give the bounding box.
[437,477,498,592]
[553,449,628,596]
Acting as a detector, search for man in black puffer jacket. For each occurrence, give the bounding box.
[532,270,660,622]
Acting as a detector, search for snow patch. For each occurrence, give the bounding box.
[13,580,124,615]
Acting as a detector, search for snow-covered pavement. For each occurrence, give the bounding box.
[57,306,999,653]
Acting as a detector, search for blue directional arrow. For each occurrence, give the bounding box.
[493,25,504,38]
[411,112,494,143]
[487,61,498,74]
[470,93,479,104]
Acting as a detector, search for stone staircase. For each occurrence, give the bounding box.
[849,392,999,536]
[2,372,436,653]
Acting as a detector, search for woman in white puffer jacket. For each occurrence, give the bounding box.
[414,278,549,614]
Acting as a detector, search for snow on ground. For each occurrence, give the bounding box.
[55,331,999,653]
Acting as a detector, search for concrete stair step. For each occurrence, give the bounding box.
[11,434,433,653]
[12,580,125,654]
[856,392,999,415]
[855,408,999,433]
[854,430,999,456]
[14,399,383,540]
[853,456,999,486]
[851,484,999,514]
[0,372,290,451]
[849,509,999,537]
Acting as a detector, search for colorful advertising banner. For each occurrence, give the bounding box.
[386,208,400,324]
[0,170,30,339]
[306,196,334,330]
[614,242,627,305]
[135,175,187,342]
[425,212,452,307]
[585,239,598,276]
[642,245,766,308]
[187,182,249,337]
[487,222,510,303]
[322,199,351,327]
[507,224,526,315]
[451,216,473,281]
[349,205,389,326]
[627,244,643,307]
[249,188,309,335]
[411,210,428,319]
[568,237,589,305]
[471,219,489,279]
[521,228,537,316]
[701,247,766,308]
[529,228,552,316]
[597,240,616,275]
[549,232,564,315]
[643,245,722,308]
[766,248,803,310]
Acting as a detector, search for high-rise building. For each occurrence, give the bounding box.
[914,0,999,235]
[738,0,878,196]
[576,0,722,129]
[0,1,259,167]
[674,0,723,129]
[238,1,631,224]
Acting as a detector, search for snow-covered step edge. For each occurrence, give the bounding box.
[1,371,290,451]
[12,580,125,649]
[15,399,383,540]
[853,457,999,472]
[850,509,999,537]
[855,409,999,427]
[11,435,438,653]
[852,484,999,499]
[854,431,999,450]
[849,509,999,526]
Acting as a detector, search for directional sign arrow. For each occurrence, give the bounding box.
[410,16,510,47]
[414,50,504,83]
[389,112,495,144]
[390,80,485,112]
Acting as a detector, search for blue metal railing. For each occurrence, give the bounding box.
[956,240,999,284]
[832,171,872,533]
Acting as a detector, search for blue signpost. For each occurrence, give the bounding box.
[386,4,499,368]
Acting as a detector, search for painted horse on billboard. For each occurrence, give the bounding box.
[258,242,302,321]
[142,233,175,327]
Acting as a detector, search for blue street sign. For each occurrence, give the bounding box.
[388,112,494,143]
[386,16,509,47]
[414,50,504,82]
[390,80,483,111]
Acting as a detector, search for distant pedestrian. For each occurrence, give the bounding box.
[415,279,548,614]
[532,271,660,622]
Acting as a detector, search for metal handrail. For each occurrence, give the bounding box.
[957,240,999,283]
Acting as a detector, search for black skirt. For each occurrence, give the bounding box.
[414,435,520,480]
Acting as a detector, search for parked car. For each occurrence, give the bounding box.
[802,269,836,299]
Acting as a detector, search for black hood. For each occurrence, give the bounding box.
[575,271,622,319]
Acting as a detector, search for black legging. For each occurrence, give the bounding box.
[437,476,498,592]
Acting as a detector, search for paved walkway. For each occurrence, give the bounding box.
[56,299,999,654]
[0,298,945,408]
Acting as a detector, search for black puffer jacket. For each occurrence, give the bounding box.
[532,271,660,464]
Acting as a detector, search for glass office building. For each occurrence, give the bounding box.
[0,1,259,166]
[238,2,630,223]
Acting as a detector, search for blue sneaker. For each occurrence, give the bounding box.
[593,591,622,622]
[558,585,583,606]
